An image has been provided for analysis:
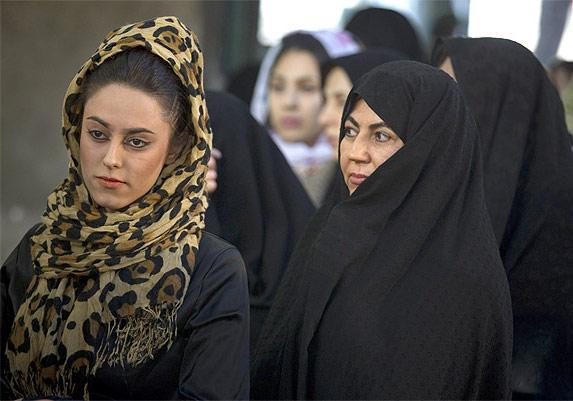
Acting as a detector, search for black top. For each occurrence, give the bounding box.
[252,61,513,400]
[204,91,315,346]
[1,227,250,400]
[432,37,573,398]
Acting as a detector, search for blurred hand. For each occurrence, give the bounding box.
[206,148,222,194]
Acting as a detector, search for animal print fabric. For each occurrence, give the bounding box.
[4,16,211,399]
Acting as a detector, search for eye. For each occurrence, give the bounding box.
[374,131,390,142]
[126,137,149,149]
[342,126,357,138]
[88,130,106,141]
[269,82,284,92]
[301,84,319,92]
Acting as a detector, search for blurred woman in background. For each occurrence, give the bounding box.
[251,30,360,205]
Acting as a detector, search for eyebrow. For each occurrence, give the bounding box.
[346,115,390,130]
[86,116,156,135]
[270,74,319,83]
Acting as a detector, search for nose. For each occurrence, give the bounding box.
[348,135,371,163]
[282,87,298,109]
[102,141,123,169]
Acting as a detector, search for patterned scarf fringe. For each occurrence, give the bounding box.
[8,304,180,400]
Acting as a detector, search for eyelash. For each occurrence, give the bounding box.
[342,127,357,137]
[342,128,392,143]
[375,131,390,142]
[87,130,150,149]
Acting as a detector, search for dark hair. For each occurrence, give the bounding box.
[80,48,191,152]
[271,32,330,81]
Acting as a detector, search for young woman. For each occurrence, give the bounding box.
[251,31,360,205]
[252,61,512,400]
[432,37,573,399]
[205,90,315,349]
[1,16,249,400]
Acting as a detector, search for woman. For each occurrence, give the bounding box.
[204,90,315,349]
[251,31,360,205]
[252,61,512,400]
[320,48,407,156]
[1,16,249,400]
[432,37,573,399]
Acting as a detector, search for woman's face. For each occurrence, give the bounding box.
[268,49,324,145]
[318,66,353,156]
[80,83,174,211]
[340,98,405,195]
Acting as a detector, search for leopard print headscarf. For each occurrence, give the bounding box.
[4,16,210,399]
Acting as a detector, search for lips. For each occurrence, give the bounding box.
[96,176,125,189]
[280,116,301,129]
[348,173,369,186]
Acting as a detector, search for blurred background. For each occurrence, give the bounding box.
[1,0,571,260]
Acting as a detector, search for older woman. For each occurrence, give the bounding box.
[252,61,512,400]
[1,16,249,400]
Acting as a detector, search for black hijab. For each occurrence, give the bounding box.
[252,61,512,400]
[432,37,573,398]
[345,7,426,61]
[322,47,408,84]
[204,91,315,347]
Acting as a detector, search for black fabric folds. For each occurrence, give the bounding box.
[204,91,316,347]
[252,61,513,400]
[433,37,573,398]
[345,7,426,61]
[324,48,408,85]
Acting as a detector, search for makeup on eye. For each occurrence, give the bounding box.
[84,116,155,149]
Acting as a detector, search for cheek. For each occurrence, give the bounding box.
[79,132,96,171]
[339,140,351,168]
[300,93,323,121]
[373,142,403,167]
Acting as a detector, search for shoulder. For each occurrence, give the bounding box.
[2,223,41,311]
[192,231,247,282]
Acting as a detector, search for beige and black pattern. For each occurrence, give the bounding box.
[5,16,211,399]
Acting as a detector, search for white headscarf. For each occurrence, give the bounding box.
[250,30,361,124]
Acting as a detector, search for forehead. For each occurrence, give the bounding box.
[272,49,320,79]
[83,84,170,128]
[325,66,352,93]
[348,98,383,123]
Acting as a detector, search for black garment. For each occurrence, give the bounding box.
[1,227,249,400]
[345,7,426,61]
[324,48,408,84]
[204,91,315,348]
[252,61,513,400]
[432,37,573,399]
[226,64,261,106]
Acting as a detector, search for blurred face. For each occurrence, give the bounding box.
[439,57,457,81]
[340,98,404,195]
[80,84,174,211]
[268,49,323,145]
[318,66,353,156]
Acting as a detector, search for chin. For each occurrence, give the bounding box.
[91,195,129,211]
